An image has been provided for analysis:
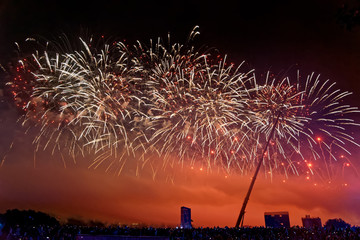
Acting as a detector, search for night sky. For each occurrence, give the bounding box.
[0,0,360,227]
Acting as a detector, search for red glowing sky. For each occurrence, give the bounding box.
[0,134,359,227]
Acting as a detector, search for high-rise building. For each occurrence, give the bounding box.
[180,206,192,229]
[264,211,290,228]
[302,215,322,228]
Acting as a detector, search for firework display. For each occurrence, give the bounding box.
[6,27,360,178]
[245,72,360,179]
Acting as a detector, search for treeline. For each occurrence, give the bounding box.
[0,209,108,230]
[0,209,358,240]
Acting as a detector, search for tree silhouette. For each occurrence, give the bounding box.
[324,218,351,229]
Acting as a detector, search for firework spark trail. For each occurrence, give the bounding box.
[5,28,360,179]
[127,26,260,173]
[245,71,360,180]
[145,55,255,173]
[8,37,151,173]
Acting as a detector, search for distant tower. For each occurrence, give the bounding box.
[264,211,290,228]
[302,215,322,228]
[180,206,192,229]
